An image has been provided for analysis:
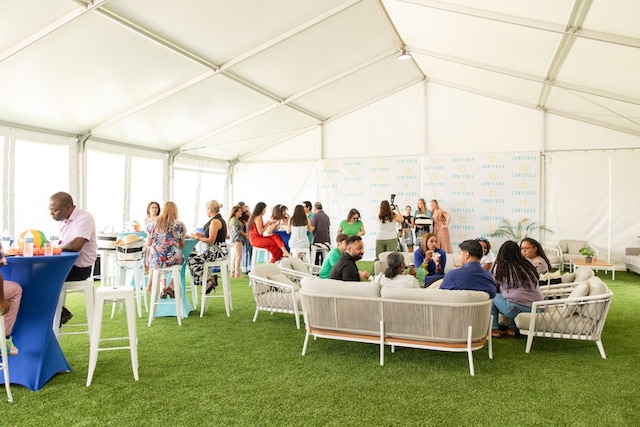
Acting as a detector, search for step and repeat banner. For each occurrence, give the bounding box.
[318,152,540,260]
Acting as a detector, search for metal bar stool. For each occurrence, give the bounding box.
[53,277,95,341]
[86,283,139,387]
[148,265,183,326]
[0,314,13,402]
[198,260,233,317]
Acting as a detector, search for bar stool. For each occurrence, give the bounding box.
[53,277,95,341]
[86,284,139,387]
[148,265,183,326]
[0,314,13,402]
[311,243,331,266]
[198,260,233,317]
[290,248,311,264]
[250,248,271,272]
[116,257,147,317]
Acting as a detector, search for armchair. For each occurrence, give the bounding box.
[249,263,302,329]
[515,275,613,358]
[542,244,562,270]
[557,239,599,271]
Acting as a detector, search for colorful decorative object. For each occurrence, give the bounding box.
[18,229,47,248]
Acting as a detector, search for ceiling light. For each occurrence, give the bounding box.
[397,49,411,60]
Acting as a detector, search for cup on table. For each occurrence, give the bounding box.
[44,242,54,256]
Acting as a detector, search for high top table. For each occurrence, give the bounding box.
[0,252,79,390]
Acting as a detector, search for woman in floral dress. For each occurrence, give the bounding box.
[146,201,186,298]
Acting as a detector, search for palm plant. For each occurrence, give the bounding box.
[489,217,552,242]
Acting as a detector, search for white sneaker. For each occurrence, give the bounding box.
[5,337,18,356]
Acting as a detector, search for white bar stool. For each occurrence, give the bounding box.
[290,248,311,264]
[53,277,95,341]
[198,260,232,317]
[311,243,331,266]
[86,284,139,387]
[0,314,13,402]
[250,248,271,272]
[148,265,183,326]
[116,258,147,317]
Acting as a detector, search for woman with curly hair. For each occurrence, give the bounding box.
[491,241,543,338]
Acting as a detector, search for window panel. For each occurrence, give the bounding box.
[86,149,125,231]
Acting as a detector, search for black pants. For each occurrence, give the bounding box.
[65,265,92,281]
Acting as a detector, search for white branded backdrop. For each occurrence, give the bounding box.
[318,152,540,260]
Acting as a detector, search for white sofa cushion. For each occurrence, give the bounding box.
[267,272,300,291]
[380,287,489,303]
[587,277,609,296]
[300,276,381,298]
[561,281,589,318]
[567,240,586,254]
[574,267,595,282]
[561,272,576,283]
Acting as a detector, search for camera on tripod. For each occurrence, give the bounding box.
[390,194,396,210]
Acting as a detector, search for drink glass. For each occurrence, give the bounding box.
[49,235,60,247]
[44,242,54,256]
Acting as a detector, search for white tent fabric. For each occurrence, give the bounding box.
[1,0,640,263]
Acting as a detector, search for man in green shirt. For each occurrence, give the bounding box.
[319,234,348,278]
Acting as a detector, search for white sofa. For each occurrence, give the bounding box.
[299,276,493,376]
[623,248,640,275]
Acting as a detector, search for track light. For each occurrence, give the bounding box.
[397,48,411,60]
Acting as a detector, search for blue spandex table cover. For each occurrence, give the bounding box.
[274,230,290,251]
[0,252,79,391]
[155,239,197,318]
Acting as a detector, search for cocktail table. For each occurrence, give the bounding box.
[570,257,615,280]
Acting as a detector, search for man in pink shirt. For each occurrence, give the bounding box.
[49,192,97,325]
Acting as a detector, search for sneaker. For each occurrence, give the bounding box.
[60,306,73,327]
[5,336,18,356]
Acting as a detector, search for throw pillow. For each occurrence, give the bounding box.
[561,272,576,283]
[561,281,589,318]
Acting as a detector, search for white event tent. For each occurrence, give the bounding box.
[1,0,639,262]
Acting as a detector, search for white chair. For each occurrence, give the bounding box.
[148,265,183,326]
[196,260,233,318]
[311,242,331,266]
[53,277,95,341]
[250,248,271,272]
[0,314,13,402]
[542,244,563,270]
[249,263,301,329]
[116,259,147,316]
[290,248,311,264]
[86,282,139,386]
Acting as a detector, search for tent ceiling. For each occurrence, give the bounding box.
[1,0,639,161]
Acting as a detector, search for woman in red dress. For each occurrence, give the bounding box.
[247,202,290,262]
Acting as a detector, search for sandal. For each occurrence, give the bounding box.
[206,275,218,294]
[165,287,175,299]
[505,328,518,338]
[491,329,503,338]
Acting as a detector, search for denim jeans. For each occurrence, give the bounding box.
[491,294,531,330]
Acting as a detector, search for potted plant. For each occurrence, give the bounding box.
[579,247,595,263]
[489,218,552,242]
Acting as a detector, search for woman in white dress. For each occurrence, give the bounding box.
[286,205,312,263]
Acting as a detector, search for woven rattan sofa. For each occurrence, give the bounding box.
[299,276,493,376]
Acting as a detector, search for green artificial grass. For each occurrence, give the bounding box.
[4,265,640,426]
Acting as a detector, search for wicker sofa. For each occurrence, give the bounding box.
[299,276,493,376]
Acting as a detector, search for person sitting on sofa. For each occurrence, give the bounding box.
[413,233,446,286]
[379,252,420,288]
[440,240,496,297]
[491,240,543,338]
[319,233,348,278]
[329,235,370,282]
